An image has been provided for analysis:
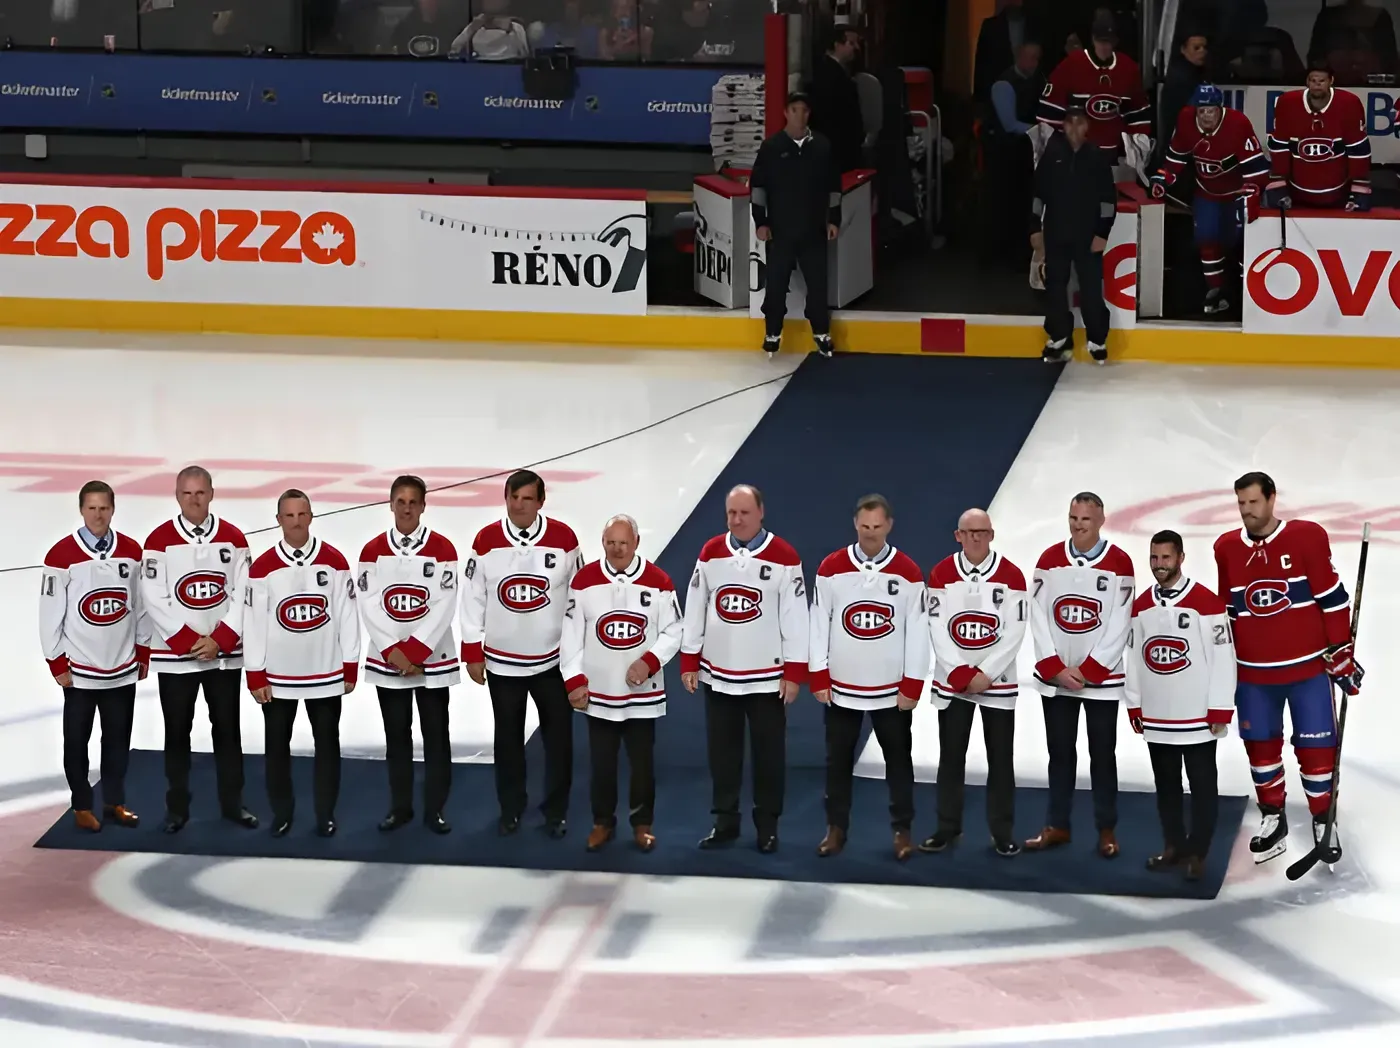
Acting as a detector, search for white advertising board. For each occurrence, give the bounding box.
[692,180,748,309]
[0,181,649,315]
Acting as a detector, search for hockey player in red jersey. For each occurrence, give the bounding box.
[1265,62,1371,212]
[1214,471,1361,866]
[1037,12,1151,157]
[1151,84,1270,315]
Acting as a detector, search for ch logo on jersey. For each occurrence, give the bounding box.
[1144,635,1191,674]
[1298,138,1338,159]
[277,594,330,633]
[382,583,430,622]
[596,610,647,650]
[1197,159,1223,176]
[1086,94,1120,118]
[714,584,762,624]
[843,601,895,640]
[1243,579,1291,616]
[78,588,129,627]
[1053,594,1102,633]
[175,570,227,610]
[498,574,550,613]
[949,609,1000,650]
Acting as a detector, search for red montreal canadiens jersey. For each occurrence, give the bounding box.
[1268,88,1370,207]
[680,532,809,695]
[1030,539,1136,700]
[1125,579,1236,745]
[140,514,251,673]
[808,545,927,712]
[39,530,149,689]
[560,555,682,722]
[927,551,1029,711]
[1162,106,1270,201]
[1037,49,1151,153]
[460,514,582,677]
[1213,519,1351,685]
[357,526,460,688]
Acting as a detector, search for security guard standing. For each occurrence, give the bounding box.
[1030,104,1118,365]
[750,91,842,359]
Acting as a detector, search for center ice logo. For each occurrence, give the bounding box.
[1244,579,1291,616]
[277,594,329,632]
[949,609,1000,650]
[498,574,550,613]
[1053,594,1102,633]
[175,570,227,610]
[843,601,895,640]
[78,587,129,627]
[596,610,648,650]
[382,582,430,622]
[1144,635,1192,674]
[714,584,762,624]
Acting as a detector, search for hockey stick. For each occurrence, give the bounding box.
[1279,200,1287,250]
[1286,521,1370,881]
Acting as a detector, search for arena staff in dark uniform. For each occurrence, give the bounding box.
[1029,104,1117,365]
[750,92,841,360]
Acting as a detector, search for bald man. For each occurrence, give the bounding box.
[924,509,1030,856]
[681,485,809,853]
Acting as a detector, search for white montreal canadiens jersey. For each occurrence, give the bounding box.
[1030,539,1136,700]
[808,545,927,711]
[244,538,361,701]
[680,532,809,695]
[140,514,252,673]
[561,556,683,721]
[39,530,150,689]
[927,551,1029,710]
[357,526,460,688]
[461,514,582,677]
[1126,578,1237,745]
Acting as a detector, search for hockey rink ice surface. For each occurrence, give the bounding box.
[1,330,1399,1047]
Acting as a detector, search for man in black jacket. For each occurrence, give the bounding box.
[1030,105,1117,364]
[751,92,842,358]
[807,26,865,174]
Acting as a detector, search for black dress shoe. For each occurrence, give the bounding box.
[316,819,336,838]
[498,814,521,836]
[378,811,414,832]
[161,812,188,834]
[757,834,779,854]
[424,813,451,835]
[224,807,259,829]
[699,826,740,849]
[543,819,567,839]
[271,819,293,838]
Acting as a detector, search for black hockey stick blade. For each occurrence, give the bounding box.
[1280,202,1287,250]
[1286,522,1369,881]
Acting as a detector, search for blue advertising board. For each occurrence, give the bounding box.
[0,52,754,145]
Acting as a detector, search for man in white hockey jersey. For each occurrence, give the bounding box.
[39,481,149,831]
[358,475,459,835]
[809,495,925,861]
[244,490,361,839]
[1028,491,1136,857]
[1126,529,1236,882]
[561,515,682,853]
[923,508,1029,858]
[141,465,258,834]
[461,469,583,838]
[681,484,808,853]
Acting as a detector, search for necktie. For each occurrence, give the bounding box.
[95,537,108,552]
[192,525,204,537]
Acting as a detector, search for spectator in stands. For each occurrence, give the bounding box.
[974,0,1046,102]
[808,25,865,173]
[1158,32,1209,151]
[452,0,530,60]
[653,0,736,61]
[598,0,653,60]
[392,0,471,57]
[531,0,602,59]
[981,40,1045,270]
[1310,0,1399,84]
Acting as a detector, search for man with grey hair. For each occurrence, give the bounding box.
[140,465,258,834]
[1026,491,1136,857]
[681,484,809,853]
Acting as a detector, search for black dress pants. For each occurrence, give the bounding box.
[488,667,572,822]
[761,235,831,338]
[1148,739,1220,858]
[705,685,786,835]
[263,696,342,824]
[62,684,136,811]
[158,668,246,817]
[936,698,1016,841]
[586,716,656,828]
[1043,241,1110,346]
[1042,695,1119,832]
[823,701,914,832]
[377,686,451,819]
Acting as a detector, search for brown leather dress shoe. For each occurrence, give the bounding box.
[103,805,140,828]
[817,826,846,857]
[1146,847,1180,872]
[1183,855,1205,882]
[1024,826,1071,850]
[73,810,101,833]
[633,825,656,852]
[585,824,615,852]
[893,829,914,862]
[1098,828,1120,858]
